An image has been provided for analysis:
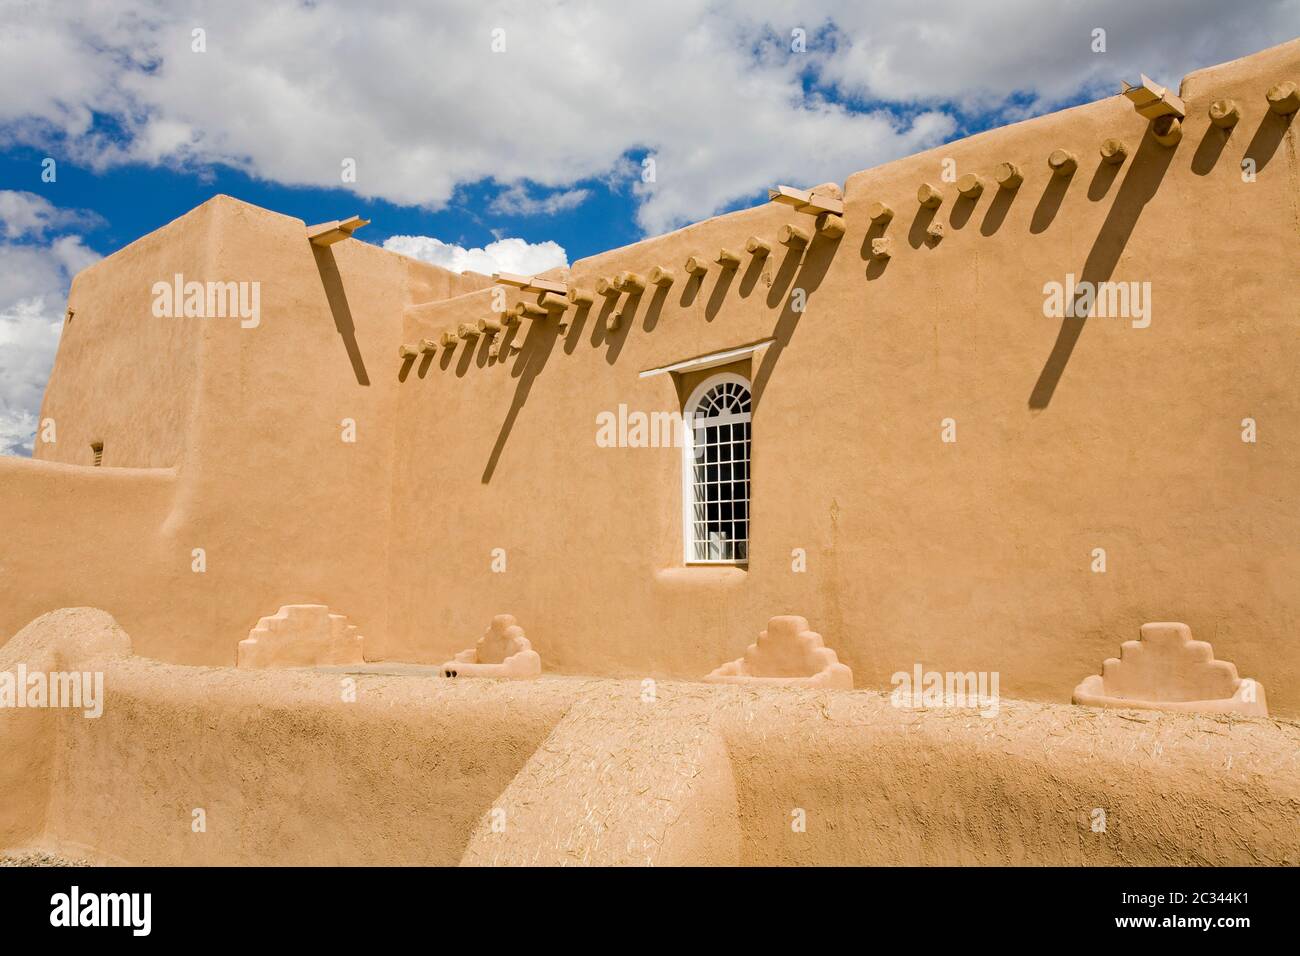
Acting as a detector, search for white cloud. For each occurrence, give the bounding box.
[0,190,103,240]
[802,1,1300,110]
[383,235,568,276]
[3,1,1291,236]
[489,184,591,217]
[0,297,58,455]
[0,234,100,456]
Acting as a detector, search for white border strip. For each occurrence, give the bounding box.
[638,339,775,379]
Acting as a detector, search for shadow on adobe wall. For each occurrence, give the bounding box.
[1030,164,1075,233]
[751,232,841,412]
[1243,105,1294,172]
[312,245,369,387]
[482,313,567,483]
[1028,125,1177,410]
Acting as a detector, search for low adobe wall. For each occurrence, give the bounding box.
[0,608,133,849]
[721,695,1300,866]
[4,610,572,865]
[0,458,179,664]
[462,683,1300,866]
[8,611,1295,866]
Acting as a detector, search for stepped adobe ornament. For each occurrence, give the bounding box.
[705,616,853,689]
[1072,622,1266,716]
[237,605,365,668]
[440,614,541,679]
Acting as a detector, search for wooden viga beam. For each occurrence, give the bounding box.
[307,215,371,246]
[767,185,844,216]
[1120,74,1185,120]
[492,272,568,295]
[512,301,549,321]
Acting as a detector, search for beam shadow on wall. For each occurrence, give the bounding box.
[1086,155,1122,201]
[603,290,639,364]
[641,285,670,333]
[1191,120,1232,177]
[737,253,766,298]
[751,233,841,412]
[563,300,592,352]
[862,215,894,279]
[950,193,978,230]
[482,316,565,483]
[1028,126,1176,410]
[1242,107,1293,173]
[478,225,840,481]
[312,245,370,387]
[907,204,937,248]
[705,267,736,321]
[979,185,1017,237]
[1030,165,1074,233]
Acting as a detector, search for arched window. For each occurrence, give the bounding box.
[682,373,751,564]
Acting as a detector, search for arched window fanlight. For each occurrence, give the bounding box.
[682,373,751,564]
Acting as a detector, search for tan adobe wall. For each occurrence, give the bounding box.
[385,39,1300,714]
[35,200,217,469]
[0,458,178,674]
[7,611,1296,866]
[8,197,477,664]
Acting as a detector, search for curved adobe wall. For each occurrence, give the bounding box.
[5,610,572,866]
[722,698,1300,866]
[7,611,1296,866]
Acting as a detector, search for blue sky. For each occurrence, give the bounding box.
[1,0,1296,454]
[0,142,649,264]
[0,114,1029,266]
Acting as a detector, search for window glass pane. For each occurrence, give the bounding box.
[686,378,752,564]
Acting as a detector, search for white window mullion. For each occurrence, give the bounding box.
[681,373,752,566]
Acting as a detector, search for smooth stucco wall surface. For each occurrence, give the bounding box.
[12,197,478,664]
[387,39,1300,714]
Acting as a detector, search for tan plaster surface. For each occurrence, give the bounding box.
[5,609,1297,866]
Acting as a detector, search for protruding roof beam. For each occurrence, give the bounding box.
[492,272,568,295]
[767,185,844,216]
[1120,74,1185,120]
[307,214,370,246]
[1267,81,1299,115]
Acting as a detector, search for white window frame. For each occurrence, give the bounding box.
[681,372,752,565]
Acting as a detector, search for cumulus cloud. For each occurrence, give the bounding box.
[0,190,103,240]
[0,233,101,455]
[489,184,591,217]
[3,1,1291,236]
[383,235,568,276]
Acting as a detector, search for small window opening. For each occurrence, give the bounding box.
[90,442,103,466]
[682,374,751,564]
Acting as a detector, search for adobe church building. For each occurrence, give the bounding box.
[4,37,1299,721]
